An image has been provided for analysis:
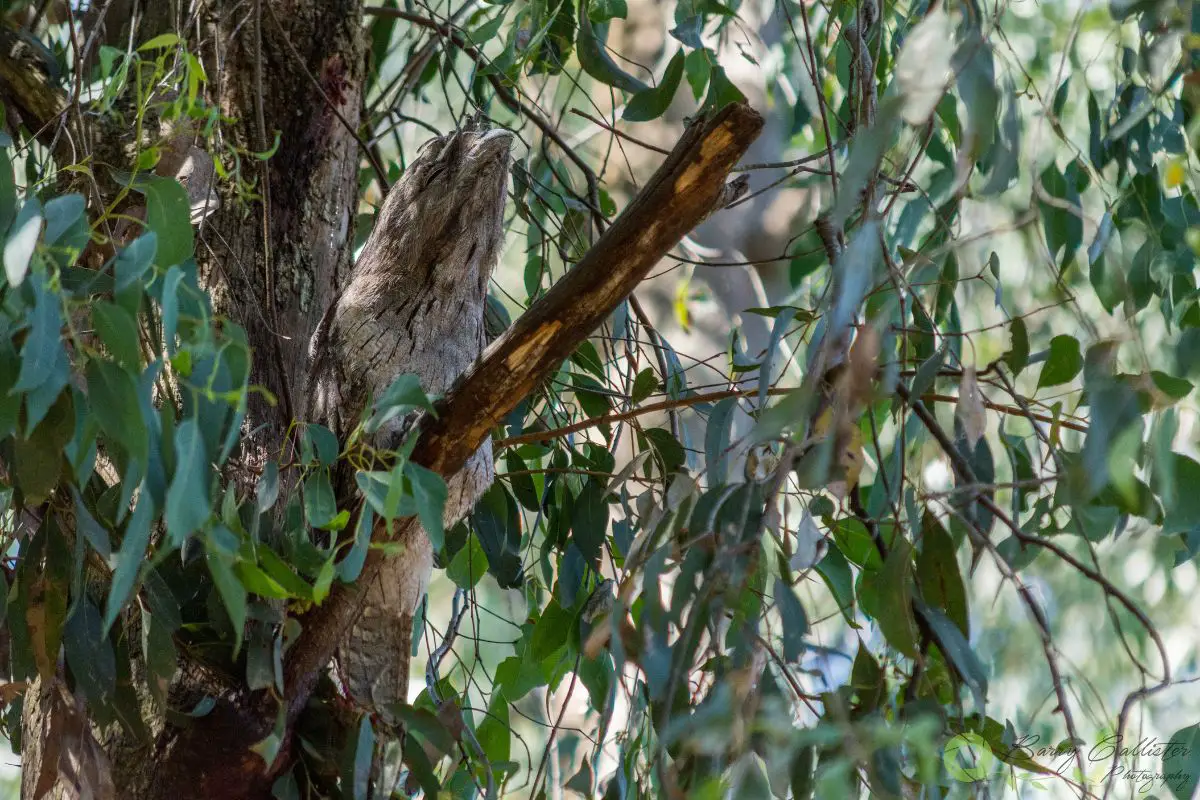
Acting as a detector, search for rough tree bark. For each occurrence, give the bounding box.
[5,1,364,796]
[0,3,763,796]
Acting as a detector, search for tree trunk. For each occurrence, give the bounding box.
[132,2,365,796]
[199,0,364,452]
[10,2,365,797]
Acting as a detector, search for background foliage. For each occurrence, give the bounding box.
[3,0,1200,797]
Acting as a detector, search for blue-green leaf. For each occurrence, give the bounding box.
[1164,723,1200,800]
[4,198,42,288]
[166,418,211,545]
[114,233,157,292]
[577,10,646,93]
[92,301,141,369]
[365,373,434,436]
[623,51,685,122]
[303,470,339,530]
[104,489,155,632]
[774,578,808,662]
[1036,335,1082,390]
[135,176,193,268]
[15,273,63,392]
[337,508,375,583]
[405,463,447,552]
[160,265,184,356]
[86,360,148,464]
[205,545,246,656]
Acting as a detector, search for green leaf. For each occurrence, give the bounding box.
[828,99,901,231]
[344,716,374,800]
[166,418,211,545]
[790,744,816,800]
[256,545,316,600]
[774,578,808,661]
[1037,335,1083,389]
[104,490,154,633]
[528,0,577,77]
[92,302,141,370]
[1003,317,1029,376]
[684,48,711,101]
[466,12,505,46]
[138,32,182,50]
[87,360,148,464]
[160,264,184,356]
[759,307,795,408]
[874,539,919,658]
[303,469,339,530]
[530,599,572,661]
[42,193,87,252]
[1038,163,1083,268]
[640,427,685,475]
[571,481,608,565]
[63,597,116,709]
[250,704,287,768]
[704,396,737,485]
[135,176,193,268]
[576,12,646,92]
[393,705,457,756]
[4,198,42,288]
[26,520,71,681]
[113,233,157,292]
[0,340,19,439]
[1151,370,1192,401]
[915,513,968,636]
[15,272,63,392]
[401,732,441,797]
[910,341,948,398]
[140,608,177,708]
[205,547,246,656]
[917,604,988,710]
[630,367,658,404]
[365,373,434,436]
[73,490,111,560]
[476,690,511,766]
[1164,455,1200,534]
[312,557,334,604]
[14,391,74,505]
[304,424,339,466]
[1164,723,1200,800]
[356,469,416,521]
[447,535,489,589]
[0,144,15,235]
[405,463,446,551]
[700,65,745,113]
[338,508,374,583]
[257,461,279,513]
[588,0,626,21]
[623,51,685,122]
[814,545,856,626]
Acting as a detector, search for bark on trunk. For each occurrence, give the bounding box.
[136,2,366,796]
[6,1,364,797]
[199,0,364,453]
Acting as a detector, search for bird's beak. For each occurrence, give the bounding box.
[469,129,514,161]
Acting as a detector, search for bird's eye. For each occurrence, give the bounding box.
[422,163,448,189]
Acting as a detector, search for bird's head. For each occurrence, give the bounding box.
[368,122,514,273]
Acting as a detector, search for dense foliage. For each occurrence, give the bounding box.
[2,0,1200,797]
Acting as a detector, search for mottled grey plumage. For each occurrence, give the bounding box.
[307,123,512,726]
